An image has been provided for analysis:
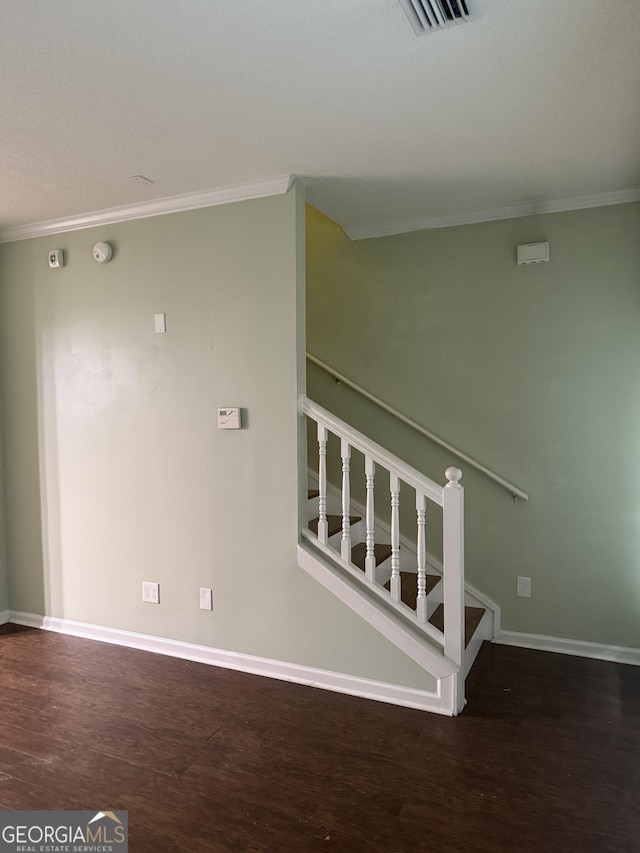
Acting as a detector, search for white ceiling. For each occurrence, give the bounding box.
[2,0,639,233]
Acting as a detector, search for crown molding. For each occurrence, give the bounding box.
[344,187,640,240]
[0,174,295,243]
[3,178,637,245]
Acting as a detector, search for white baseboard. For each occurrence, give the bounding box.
[8,610,453,716]
[494,629,640,666]
[0,610,10,626]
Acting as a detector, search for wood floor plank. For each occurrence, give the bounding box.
[0,624,639,851]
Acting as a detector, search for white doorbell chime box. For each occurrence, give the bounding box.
[517,242,549,265]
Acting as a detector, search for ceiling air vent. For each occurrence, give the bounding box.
[399,0,469,34]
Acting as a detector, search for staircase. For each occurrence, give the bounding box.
[298,396,499,716]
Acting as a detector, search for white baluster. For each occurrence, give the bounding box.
[317,423,328,545]
[416,492,427,622]
[340,439,352,562]
[443,467,464,671]
[364,456,376,581]
[390,473,401,601]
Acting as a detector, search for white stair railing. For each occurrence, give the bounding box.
[364,455,376,582]
[340,439,352,562]
[389,474,401,602]
[302,396,465,666]
[416,491,427,623]
[317,423,329,545]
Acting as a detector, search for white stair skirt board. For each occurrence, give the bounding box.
[298,540,463,716]
[298,543,456,679]
[494,630,640,667]
[0,610,10,626]
[8,611,455,716]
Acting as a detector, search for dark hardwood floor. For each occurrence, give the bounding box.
[0,623,638,852]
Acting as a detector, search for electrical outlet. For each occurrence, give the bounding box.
[517,576,531,598]
[200,587,213,611]
[142,581,160,604]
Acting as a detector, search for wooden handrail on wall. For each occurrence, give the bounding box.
[306,352,529,502]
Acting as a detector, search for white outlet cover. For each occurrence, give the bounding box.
[142,581,160,603]
[516,576,532,598]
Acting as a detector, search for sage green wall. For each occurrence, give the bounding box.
[307,202,640,649]
[0,397,8,613]
[0,186,435,692]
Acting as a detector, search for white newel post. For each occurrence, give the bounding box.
[341,439,352,562]
[317,423,328,545]
[364,455,376,581]
[443,467,464,668]
[416,492,427,622]
[390,473,401,601]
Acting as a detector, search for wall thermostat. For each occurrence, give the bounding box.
[48,249,64,269]
[217,408,241,429]
[92,241,113,263]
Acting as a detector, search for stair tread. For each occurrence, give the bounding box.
[309,514,362,538]
[351,542,392,570]
[428,604,485,649]
[307,489,319,499]
[383,571,441,608]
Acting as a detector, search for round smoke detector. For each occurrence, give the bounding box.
[93,241,113,263]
